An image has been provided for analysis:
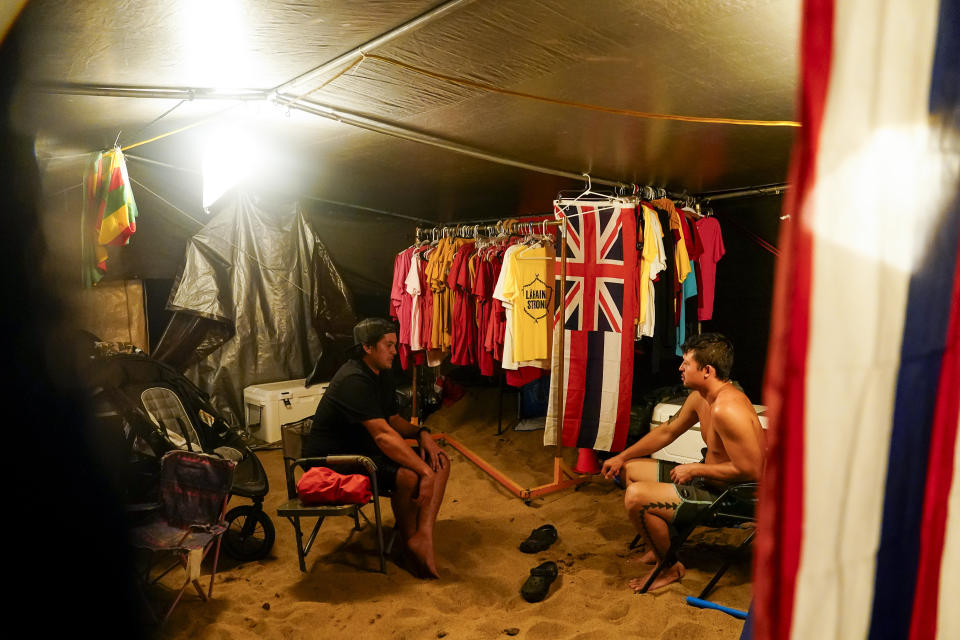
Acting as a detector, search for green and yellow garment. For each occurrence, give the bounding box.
[81,148,138,287]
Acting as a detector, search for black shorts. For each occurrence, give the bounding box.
[369,446,422,494]
[369,454,400,493]
[656,459,723,528]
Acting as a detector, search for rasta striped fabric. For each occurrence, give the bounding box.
[753,0,960,638]
[81,148,139,286]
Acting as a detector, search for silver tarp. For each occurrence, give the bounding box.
[156,189,356,429]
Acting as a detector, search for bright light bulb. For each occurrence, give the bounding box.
[201,127,258,209]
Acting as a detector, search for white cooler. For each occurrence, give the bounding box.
[243,378,329,443]
[650,400,768,464]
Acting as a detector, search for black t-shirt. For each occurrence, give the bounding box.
[303,358,398,458]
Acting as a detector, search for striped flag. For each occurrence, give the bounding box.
[81,148,139,287]
[545,202,637,452]
[754,0,959,639]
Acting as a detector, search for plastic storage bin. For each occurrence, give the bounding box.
[243,378,328,443]
[650,400,768,464]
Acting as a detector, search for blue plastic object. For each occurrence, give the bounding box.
[686,596,748,620]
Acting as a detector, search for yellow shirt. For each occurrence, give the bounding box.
[670,209,691,285]
[638,205,666,328]
[427,238,448,350]
[500,244,556,362]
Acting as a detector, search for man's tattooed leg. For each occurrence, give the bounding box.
[636,500,679,562]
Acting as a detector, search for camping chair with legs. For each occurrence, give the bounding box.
[636,482,757,597]
[129,450,235,625]
[276,418,393,573]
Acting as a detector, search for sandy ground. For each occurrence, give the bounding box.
[149,387,753,639]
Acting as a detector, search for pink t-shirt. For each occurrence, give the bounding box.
[390,251,405,321]
[695,217,725,321]
[405,251,423,350]
[449,244,476,366]
[391,247,414,346]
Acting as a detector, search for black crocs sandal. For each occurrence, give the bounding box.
[519,524,558,553]
[521,561,559,603]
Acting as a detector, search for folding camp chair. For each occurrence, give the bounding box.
[129,450,235,625]
[276,418,392,573]
[636,482,757,597]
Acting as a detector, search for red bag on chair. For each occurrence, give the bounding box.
[297,466,372,505]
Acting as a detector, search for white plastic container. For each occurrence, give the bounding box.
[650,400,768,464]
[243,378,328,443]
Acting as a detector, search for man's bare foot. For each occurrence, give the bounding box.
[628,550,657,565]
[407,531,439,579]
[628,562,686,592]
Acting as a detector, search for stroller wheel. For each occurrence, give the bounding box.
[224,505,275,561]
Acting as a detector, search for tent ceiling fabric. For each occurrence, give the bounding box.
[14,0,799,222]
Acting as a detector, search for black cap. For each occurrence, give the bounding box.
[349,318,397,357]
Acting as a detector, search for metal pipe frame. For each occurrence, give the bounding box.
[32,83,268,101]
[698,183,789,201]
[29,0,696,207]
[427,218,590,502]
[29,81,653,196]
[273,0,478,96]
[278,94,634,189]
[435,434,587,500]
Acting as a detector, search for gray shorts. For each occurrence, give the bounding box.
[656,460,722,527]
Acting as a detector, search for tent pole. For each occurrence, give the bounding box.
[281,96,645,192]
[31,82,686,199]
[274,0,479,97]
[698,183,788,201]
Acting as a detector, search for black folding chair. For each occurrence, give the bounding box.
[637,482,757,597]
[129,450,235,625]
[276,418,393,573]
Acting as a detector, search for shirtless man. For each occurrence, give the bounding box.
[601,333,766,591]
[304,318,451,578]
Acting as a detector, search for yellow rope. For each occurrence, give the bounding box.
[120,104,244,152]
[363,54,800,128]
[120,119,207,152]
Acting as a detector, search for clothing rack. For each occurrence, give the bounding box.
[413,217,557,243]
[412,189,714,499]
[409,215,588,500]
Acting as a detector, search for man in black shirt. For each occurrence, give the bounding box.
[304,318,450,578]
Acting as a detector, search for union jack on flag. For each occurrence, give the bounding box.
[557,204,629,333]
[545,202,638,452]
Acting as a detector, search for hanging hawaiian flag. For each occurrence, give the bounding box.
[753,0,959,639]
[544,201,637,452]
[81,148,139,287]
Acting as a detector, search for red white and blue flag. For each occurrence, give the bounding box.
[545,202,637,452]
[754,0,959,638]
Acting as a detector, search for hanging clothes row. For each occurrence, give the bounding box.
[389,220,558,387]
[636,198,724,373]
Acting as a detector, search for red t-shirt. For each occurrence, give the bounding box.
[695,217,725,321]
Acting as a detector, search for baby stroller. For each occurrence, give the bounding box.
[84,348,275,561]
